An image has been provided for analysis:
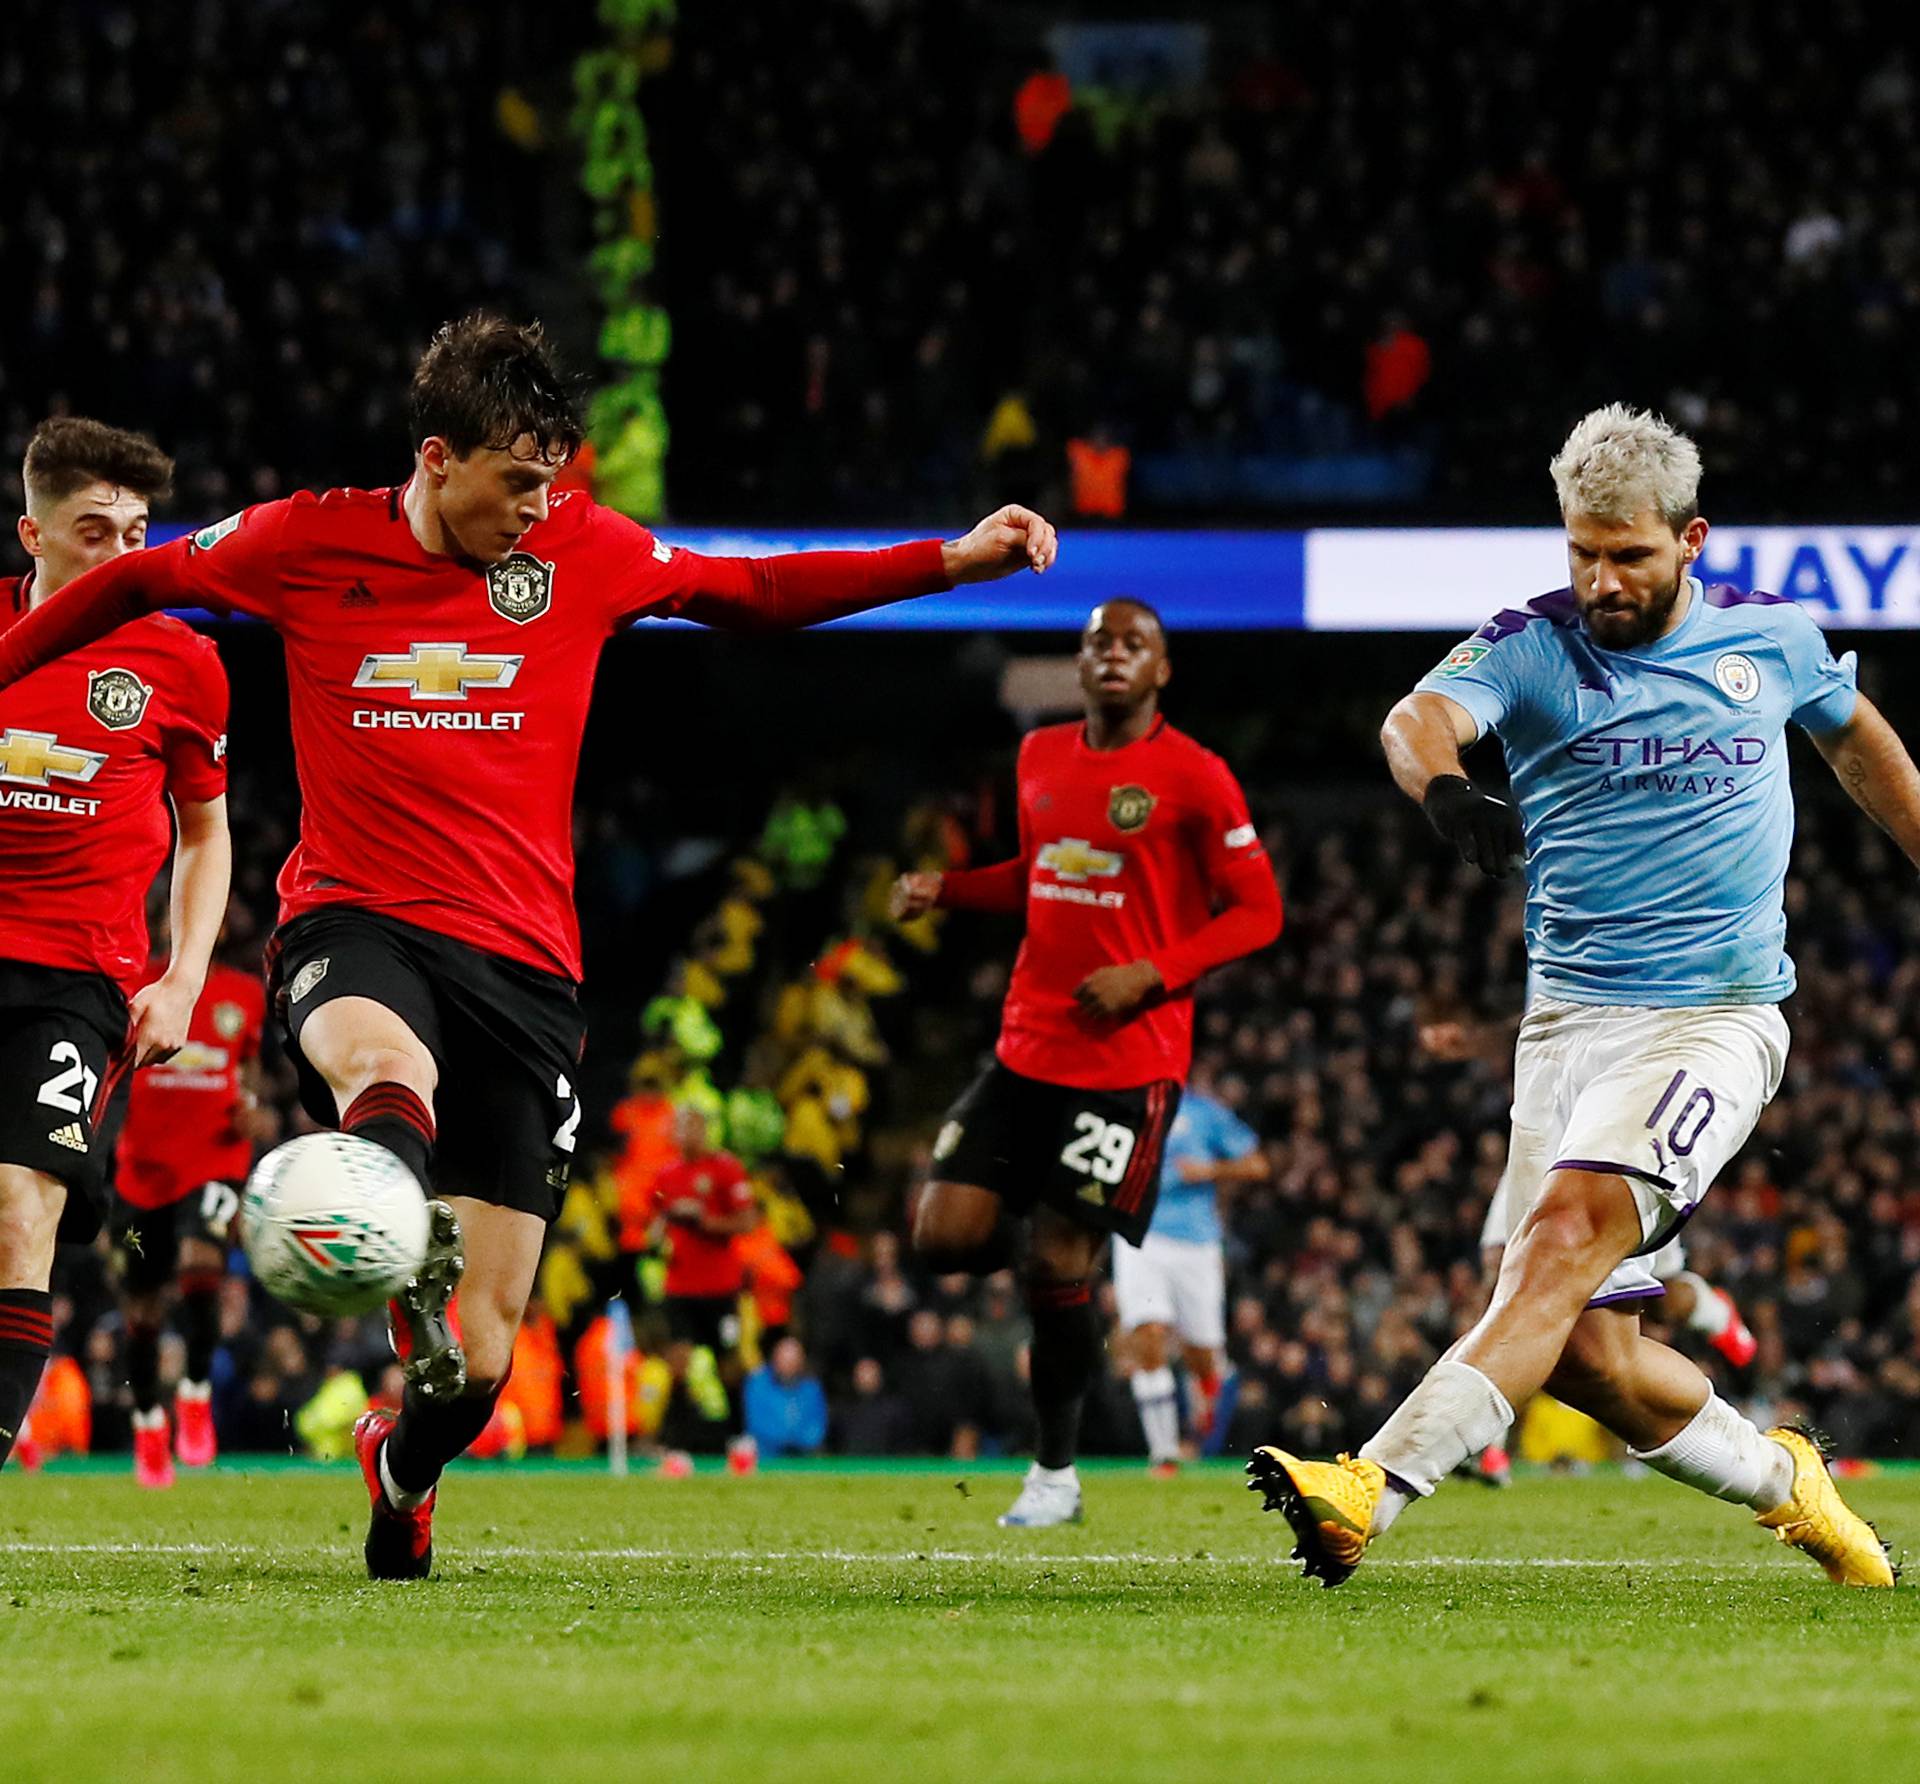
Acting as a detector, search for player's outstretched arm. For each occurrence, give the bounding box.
[1809,693,1920,867]
[1382,690,1523,877]
[939,505,1059,584]
[663,505,1058,633]
[131,793,232,1067]
[0,545,185,689]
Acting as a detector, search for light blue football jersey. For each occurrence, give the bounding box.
[1416,578,1857,1007]
[1147,1092,1260,1246]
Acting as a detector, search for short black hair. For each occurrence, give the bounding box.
[1087,597,1167,637]
[408,313,585,463]
[23,417,174,513]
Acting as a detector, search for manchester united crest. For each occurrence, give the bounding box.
[87,667,152,731]
[485,552,555,625]
[1108,784,1156,833]
[213,1001,246,1040]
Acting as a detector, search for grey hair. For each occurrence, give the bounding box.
[1549,404,1702,532]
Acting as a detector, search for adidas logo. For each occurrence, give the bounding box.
[47,1122,88,1153]
[340,580,377,609]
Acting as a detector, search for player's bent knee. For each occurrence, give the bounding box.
[1510,1172,1630,1273]
[908,1183,998,1262]
[1131,1322,1171,1370]
[0,1169,63,1280]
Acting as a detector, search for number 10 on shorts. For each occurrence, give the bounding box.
[1647,1068,1716,1159]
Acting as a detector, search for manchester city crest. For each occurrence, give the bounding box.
[87,667,152,731]
[485,552,555,625]
[1713,652,1761,703]
[1108,784,1156,832]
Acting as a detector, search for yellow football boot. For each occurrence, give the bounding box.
[1756,1426,1897,1588]
[1246,1448,1386,1587]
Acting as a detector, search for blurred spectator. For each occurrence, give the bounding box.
[892,1309,995,1458]
[744,1336,829,1457]
[833,1357,914,1455]
[1066,427,1130,519]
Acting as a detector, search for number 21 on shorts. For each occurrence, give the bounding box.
[37,1040,99,1118]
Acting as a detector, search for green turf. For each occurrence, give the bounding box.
[1,1466,1913,1784]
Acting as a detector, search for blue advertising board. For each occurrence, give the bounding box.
[149,521,1918,632]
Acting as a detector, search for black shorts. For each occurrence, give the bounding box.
[112,1179,242,1295]
[930,1059,1182,1247]
[667,1293,742,1353]
[265,908,586,1223]
[0,958,132,1243]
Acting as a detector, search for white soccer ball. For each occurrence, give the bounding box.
[240,1132,430,1317]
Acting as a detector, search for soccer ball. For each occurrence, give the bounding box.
[240,1132,430,1317]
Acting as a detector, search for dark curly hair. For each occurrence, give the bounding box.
[23,417,175,513]
[408,313,585,464]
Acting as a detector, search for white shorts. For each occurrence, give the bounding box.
[1112,1232,1226,1350]
[1483,996,1788,1308]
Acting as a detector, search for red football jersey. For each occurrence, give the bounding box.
[941,717,1280,1090]
[0,576,228,994]
[167,488,942,980]
[655,1150,754,1298]
[116,961,266,1210]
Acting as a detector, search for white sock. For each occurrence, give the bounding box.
[1028,1461,1078,1485]
[1369,1485,1414,1537]
[1675,1272,1732,1338]
[1628,1394,1793,1511]
[132,1406,166,1433]
[1130,1367,1182,1463]
[178,1379,211,1401]
[379,1440,433,1511]
[1359,1359,1515,1499]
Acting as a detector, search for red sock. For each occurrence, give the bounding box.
[343,1082,436,1187]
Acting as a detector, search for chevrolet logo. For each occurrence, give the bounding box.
[352,642,524,702]
[1037,838,1124,882]
[0,728,109,787]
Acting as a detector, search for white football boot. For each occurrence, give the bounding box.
[997,1463,1084,1527]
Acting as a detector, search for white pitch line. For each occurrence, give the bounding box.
[0,1540,1785,1571]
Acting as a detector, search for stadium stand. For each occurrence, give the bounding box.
[658,3,1920,522]
[0,2,586,513]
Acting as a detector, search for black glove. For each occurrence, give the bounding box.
[1423,774,1524,876]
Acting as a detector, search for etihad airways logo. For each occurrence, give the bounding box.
[0,728,108,814]
[351,642,526,731]
[1567,735,1765,768]
[1035,838,1126,909]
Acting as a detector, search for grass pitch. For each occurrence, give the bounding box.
[1,1462,1914,1784]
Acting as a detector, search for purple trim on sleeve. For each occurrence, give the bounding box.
[1550,1157,1678,1192]
[1474,609,1534,644]
[1704,583,1791,608]
[1473,589,1579,645]
[1586,1285,1667,1310]
[1381,1466,1423,1500]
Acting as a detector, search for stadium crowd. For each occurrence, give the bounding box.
[662,3,1920,522]
[11,4,1916,527]
[27,746,1920,1468]
[0,1,583,516]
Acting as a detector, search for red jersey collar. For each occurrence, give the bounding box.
[1076,712,1167,756]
